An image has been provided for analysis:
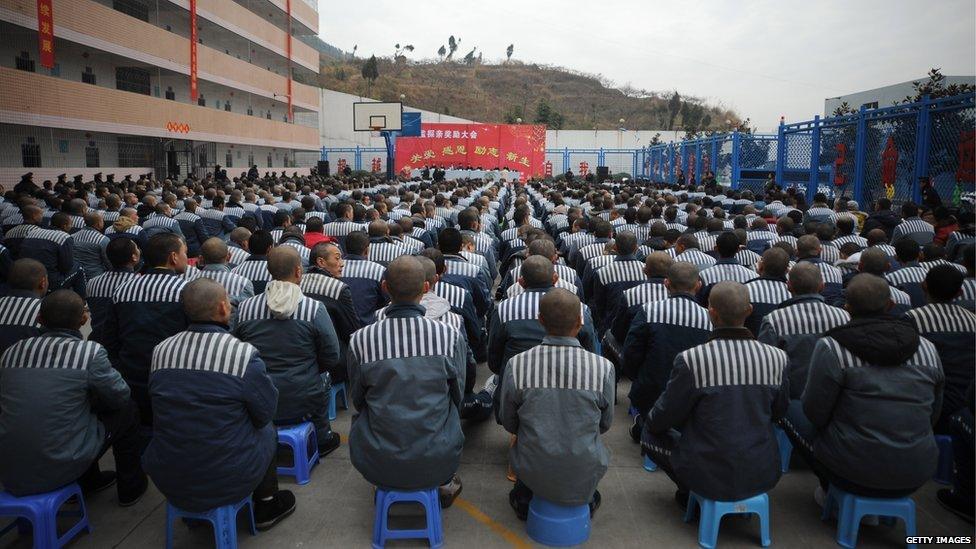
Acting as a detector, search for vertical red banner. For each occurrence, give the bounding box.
[36,0,54,69]
[285,0,293,122]
[189,0,198,102]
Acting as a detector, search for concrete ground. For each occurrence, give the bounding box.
[1,379,971,548]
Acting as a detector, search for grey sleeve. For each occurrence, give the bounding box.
[756,317,780,348]
[801,340,843,428]
[242,352,279,427]
[347,343,366,412]
[448,334,468,408]
[87,347,130,411]
[647,355,698,433]
[313,306,342,373]
[496,361,519,434]
[599,365,615,434]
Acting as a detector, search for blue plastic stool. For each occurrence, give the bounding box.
[643,455,658,472]
[774,427,793,473]
[683,492,771,549]
[372,488,443,549]
[165,496,255,549]
[0,483,90,548]
[820,485,917,549]
[276,423,320,485]
[328,382,348,421]
[526,497,590,547]
[934,435,953,485]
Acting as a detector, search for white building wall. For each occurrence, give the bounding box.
[824,76,975,115]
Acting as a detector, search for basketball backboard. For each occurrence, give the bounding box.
[353,102,403,132]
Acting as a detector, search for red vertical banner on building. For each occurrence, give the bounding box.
[36,0,54,69]
[189,0,198,101]
[285,0,293,122]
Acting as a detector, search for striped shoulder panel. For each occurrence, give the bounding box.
[596,260,646,285]
[342,259,386,281]
[1,336,102,370]
[143,216,177,229]
[507,278,577,298]
[822,336,941,370]
[699,263,757,285]
[498,292,543,322]
[459,251,487,268]
[370,242,410,263]
[906,303,976,334]
[152,331,255,378]
[896,218,934,235]
[5,224,38,239]
[922,259,968,274]
[87,271,138,298]
[72,229,108,245]
[350,316,459,364]
[0,296,41,327]
[643,298,712,330]
[885,266,927,287]
[960,278,976,301]
[236,294,321,323]
[676,250,716,268]
[300,272,347,301]
[25,228,72,245]
[624,282,669,308]
[580,242,609,261]
[282,241,311,259]
[113,273,186,303]
[735,249,762,267]
[682,340,787,389]
[815,263,843,284]
[510,344,613,392]
[746,279,790,305]
[232,260,272,282]
[106,225,143,236]
[764,301,850,336]
[196,209,225,220]
[227,247,250,265]
[223,206,245,218]
[193,270,252,295]
[586,255,615,271]
[890,286,912,306]
[445,260,481,278]
[433,282,466,308]
[174,212,201,222]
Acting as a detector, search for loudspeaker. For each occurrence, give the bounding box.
[317,160,330,176]
[596,166,610,182]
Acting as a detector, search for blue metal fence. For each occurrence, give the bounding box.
[319,92,975,207]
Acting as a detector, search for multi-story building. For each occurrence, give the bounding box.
[0,0,321,186]
[824,75,975,115]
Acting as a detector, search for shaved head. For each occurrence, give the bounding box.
[182,278,229,322]
[200,237,229,265]
[39,290,86,330]
[645,252,673,278]
[666,261,700,293]
[415,255,438,285]
[846,274,892,316]
[759,248,789,279]
[527,238,557,259]
[385,256,426,303]
[521,255,555,288]
[788,262,823,295]
[708,281,751,328]
[539,288,582,337]
[858,247,890,276]
[8,258,47,294]
[267,245,301,281]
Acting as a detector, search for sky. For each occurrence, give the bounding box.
[319,0,976,132]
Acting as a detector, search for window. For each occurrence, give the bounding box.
[113,0,149,21]
[58,140,69,154]
[198,94,206,107]
[198,150,207,167]
[267,153,273,167]
[15,51,35,73]
[22,137,41,167]
[861,101,879,110]
[115,67,150,95]
[248,153,254,166]
[236,150,241,159]
[82,67,96,85]
[118,136,153,167]
[225,152,233,167]
[85,141,100,168]
[224,102,231,112]
[215,100,221,110]
[49,63,60,77]
[247,106,254,116]
[266,111,271,120]
[165,86,175,100]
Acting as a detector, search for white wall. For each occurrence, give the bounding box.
[824,76,975,115]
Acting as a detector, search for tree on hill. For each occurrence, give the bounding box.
[902,67,976,103]
[534,98,565,130]
[437,45,447,60]
[447,36,459,60]
[504,105,525,124]
[667,91,681,130]
[361,55,379,96]
[463,48,478,65]
[506,44,514,63]
[393,43,414,62]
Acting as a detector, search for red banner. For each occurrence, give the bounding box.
[37,0,54,69]
[396,123,546,178]
[189,0,198,101]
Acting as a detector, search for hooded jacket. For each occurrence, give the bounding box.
[802,316,944,491]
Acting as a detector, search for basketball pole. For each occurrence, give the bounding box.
[381,130,395,181]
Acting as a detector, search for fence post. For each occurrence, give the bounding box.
[693,141,702,183]
[633,150,638,179]
[354,145,362,171]
[807,115,822,204]
[598,147,605,167]
[667,143,675,183]
[320,147,328,161]
[710,137,719,178]
[852,106,868,207]
[731,131,741,190]
[563,147,569,173]
[775,120,785,187]
[912,95,931,204]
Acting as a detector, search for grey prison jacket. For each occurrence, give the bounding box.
[0,330,129,496]
[234,293,341,421]
[802,316,944,492]
[647,329,790,502]
[498,336,615,505]
[904,303,976,422]
[347,303,467,490]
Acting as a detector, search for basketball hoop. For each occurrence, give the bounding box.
[370,125,383,138]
